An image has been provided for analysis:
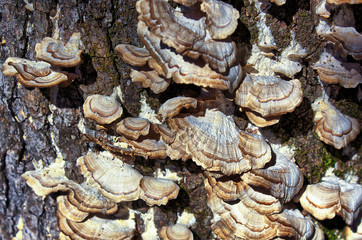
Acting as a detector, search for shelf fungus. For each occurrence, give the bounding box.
[299,176,362,225]
[116,0,242,93]
[235,75,303,127]
[321,26,362,60]
[158,97,198,121]
[57,213,135,240]
[35,32,83,67]
[83,94,123,125]
[327,0,362,4]
[77,152,143,202]
[116,117,151,140]
[166,109,272,175]
[160,223,194,240]
[313,51,362,88]
[139,176,180,206]
[2,57,70,88]
[312,97,360,149]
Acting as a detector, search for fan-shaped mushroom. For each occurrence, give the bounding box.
[327,0,362,4]
[312,97,360,149]
[116,117,150,140]
[313,51,362,88]
[115,44,151,67]
[130,69,170,94]
[2,57,69,88]
[139,176,180,206]
[77,152,143,202]
[166,109,272,175]
[158,97,198,121]
[160,223,194,240]
[299,176,362,225]
[235,75,303,127]
[35,32,83,67]
[57,212,135,240]
[83,94,123,125]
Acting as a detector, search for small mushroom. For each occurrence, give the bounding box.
[313,51,362,88]
[235,75,303,127]
[139,176,180,206]
[125,138,167,159]
[200,0,240,39]
[77,152,143,202]
[115,44,151,66]
[130,69,170,94]
[160,223,194,240]
[327,0,362,4]
[158,96,198,121]
[312,97,360,149]
[116,117,151,140]
[35,32,83,67]
[2,57,69,88]
[57,195,89,222]
[83,94,123,125]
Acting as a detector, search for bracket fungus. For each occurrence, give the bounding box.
[160,223,194,240]
[158,97,198,121]
[116,117,151,140]
[235,75,303,127]
[35,32,83,67]
[312,97,360,149]
[166,109,272,175]
[299,176,362,225]
[2,57,69,88]
[313,51,362,88]
[83,94,123,125]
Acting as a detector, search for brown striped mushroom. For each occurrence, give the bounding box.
[83,94,123,125]
[313,51,362,88]
[158,97,198,121]
[312,97,360,149]
[299,176,362,225]
[116,117,151,140]
[35,32,83,67]
[2,57,70,88]
[235,75,303,127]
[160,223,194,240]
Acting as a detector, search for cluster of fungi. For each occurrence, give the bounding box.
[2,0,362,239]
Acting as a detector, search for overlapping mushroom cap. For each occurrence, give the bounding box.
[299,176,362,225]
[2,57,69,88]
[83,94,123,125]
[158,97,198,121]
[312,97,360,149]
[313,51,362,88]
[35,32,83,67]
[235,75,303,127]
[166,109,272,175]
[116,0,242,93]
[116,117,151,140]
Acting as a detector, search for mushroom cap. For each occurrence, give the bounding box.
[116,117,151,140]
[312,98,360,149]
[160,223,194,240]
[2,57,69,88]
[35,33,83,67]
[235,75,303,117]
[137,21,232,90]
[83,94,123,125]
[241,150,304,202]
[313,51,362,88]
[130,69,170,94]
[139,176,180,206]
[167,109,260,175]
[200,0,240,39]
[299,176,362,225]
[158,96,198,120]
[125,138,167,159]
[77,152,143,202]
[57,195,89,222]
[136,0,238,73]
[57,212,135,240]
[115,44,151,67]
[245,110,281,127]
[322,26,362,60]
